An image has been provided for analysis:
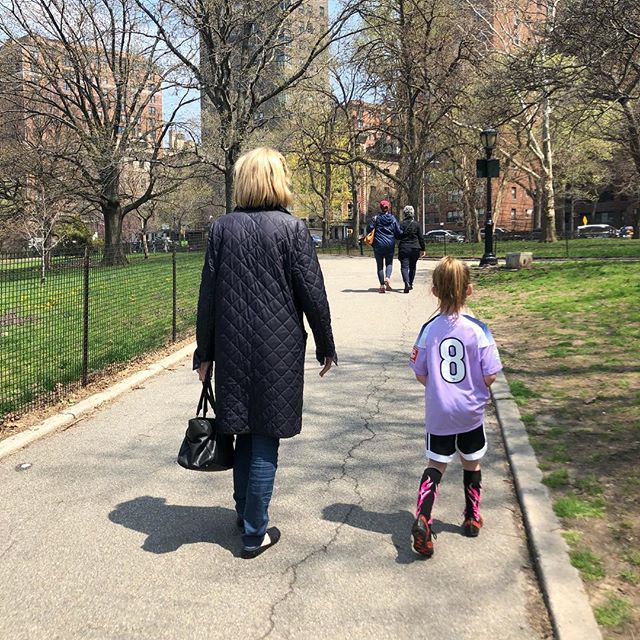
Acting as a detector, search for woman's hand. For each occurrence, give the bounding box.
[198,361,212,382]
[319,356,333,377]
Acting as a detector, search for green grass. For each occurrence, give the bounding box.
[594,596,632,628]
[509,380,540,406]
[561,529,583,546]
[543,468,570,488]
[317,237,640,259]
[623,549,640,567]
[0,251,204,416]
[620,569,640,585]
[575,474,604,496]
[427,237,640,259]
[553,495,606,519]
[570,548,605,581]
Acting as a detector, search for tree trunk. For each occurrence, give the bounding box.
[349,164,360,248]
[141,217,149,259]
[462,156,480,242]
[533,179,543,229]
[224,144,241,214]
[102,203,127,265]
[322,155,332,246]
[541,93,557,242]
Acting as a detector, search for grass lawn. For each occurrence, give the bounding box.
[427,237,640,260]
[471,260,640,637]
[317,237,640,260]
[0,251,204,418]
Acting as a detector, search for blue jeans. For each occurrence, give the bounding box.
[233,433,280,547]
[374,249,394,284]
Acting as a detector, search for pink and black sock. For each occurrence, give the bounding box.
[463,469,482,521]
[416,467,442,523]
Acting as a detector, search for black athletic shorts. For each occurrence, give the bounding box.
[426,424,487,463]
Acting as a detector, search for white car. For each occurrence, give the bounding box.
[424,230,465,243]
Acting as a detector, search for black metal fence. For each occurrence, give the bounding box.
[0,242,207,421]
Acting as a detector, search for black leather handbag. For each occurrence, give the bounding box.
[177,374,234,472]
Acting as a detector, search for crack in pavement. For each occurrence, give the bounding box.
[260,279,424,639]
[259,363,391,639]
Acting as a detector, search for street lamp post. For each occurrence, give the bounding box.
[478,128,499,266]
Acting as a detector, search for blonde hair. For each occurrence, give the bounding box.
[432,256,470,315]
[233,147,293,210]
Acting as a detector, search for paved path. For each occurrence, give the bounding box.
[0,256,548,639]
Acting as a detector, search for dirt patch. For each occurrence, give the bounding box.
[475,297,640,637]
[0,336,195,441]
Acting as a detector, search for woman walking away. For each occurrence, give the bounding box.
[397,205,425,293]
[366,200,402,293]
[195,147,337,559]
[408,257,502,557]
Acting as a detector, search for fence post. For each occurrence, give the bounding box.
[172,241,177,343]
[82,246,90,386]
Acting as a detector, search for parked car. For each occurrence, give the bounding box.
[310,234,322,247]
[480,227,509,239]
[618,226,635,238]
[424,229,465,243]
[576,224,618,238]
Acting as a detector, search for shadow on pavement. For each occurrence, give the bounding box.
[322,503,462,565]
[108,496,238,556]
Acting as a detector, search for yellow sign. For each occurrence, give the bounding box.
[582,216,588,225]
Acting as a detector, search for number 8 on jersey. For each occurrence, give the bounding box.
[439,338,466,383]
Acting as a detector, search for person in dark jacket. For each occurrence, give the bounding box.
[195,147,337,559]
[366,200,402,293]
[397,205,425,293]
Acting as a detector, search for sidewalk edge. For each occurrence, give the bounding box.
[0,342,196,462]
[492,371,603,640]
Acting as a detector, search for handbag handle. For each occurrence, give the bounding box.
[197,369,216,417]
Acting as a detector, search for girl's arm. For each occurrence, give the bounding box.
[484,374,497,387]
[416,374,427,387]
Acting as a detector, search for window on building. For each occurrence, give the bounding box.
[447,210,463,222]
[511,186,517,199]
[447,190,462,203]
[526,209,532,217]
[148,106,157,115]
[511,208,517,220]
[319,5,325,15]
[427,193,439,205]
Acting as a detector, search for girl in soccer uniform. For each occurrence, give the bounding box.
[409,257,502,557]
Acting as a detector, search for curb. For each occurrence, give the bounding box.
[0,342,196,462]
[491,372,602,640]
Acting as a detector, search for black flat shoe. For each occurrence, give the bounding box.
[241,527,281,559]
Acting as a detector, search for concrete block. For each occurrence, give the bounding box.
[505,252,533,269]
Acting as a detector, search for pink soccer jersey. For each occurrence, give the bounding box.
[409,314,502,436]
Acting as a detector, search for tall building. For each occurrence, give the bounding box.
[200,1,329,135]
[0,36,162,146]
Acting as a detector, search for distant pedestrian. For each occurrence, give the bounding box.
[408,257,502,557]
[397,205,425,294]
[366,200,402,293]
[195,147,337,559]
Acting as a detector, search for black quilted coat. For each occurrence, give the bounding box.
[195,207,336,439]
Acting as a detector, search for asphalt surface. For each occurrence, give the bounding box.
[0,256,549,639]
